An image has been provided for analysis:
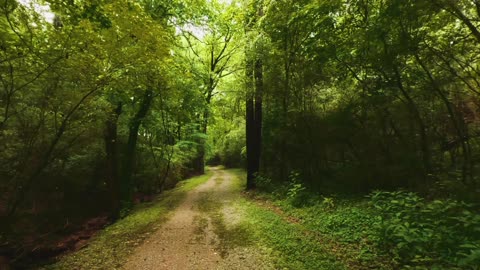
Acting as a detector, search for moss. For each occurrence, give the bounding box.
[43,171,212,270]
[210,213,254,258]
[197,190,220,213]
[194,172,255,258]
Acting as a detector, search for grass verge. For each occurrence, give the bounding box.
[238,170,480,269]
[247,192,393,269]
[227,169,347,270]
[42,170,212,270]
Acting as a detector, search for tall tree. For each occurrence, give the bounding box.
[178,2,240,174]
[245,0,263,189]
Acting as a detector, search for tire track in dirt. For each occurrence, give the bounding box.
[122,167,272,270]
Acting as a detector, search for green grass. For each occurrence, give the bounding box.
[264,195,392,269]
[227,169,348,270]
[42,170,212,270]
[239,201,345,269]
[245,172,480,269]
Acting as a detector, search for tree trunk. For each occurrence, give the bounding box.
[192,146,205,174]
[105,102,122,220]
[246,55,256,189]
[246,1,264,190]
[191,115,207,174]
[120,89,154,205]
[253,57,263,182]
[7,84,101,216]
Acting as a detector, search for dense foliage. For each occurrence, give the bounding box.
[252,0,480,193]
[239,1,480,265]
[1,0,480,268]
[252,179,480,269]
[370,191,480,267]
[0,0,219,264]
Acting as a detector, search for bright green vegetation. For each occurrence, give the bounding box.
[2,0,480,268]
[47,169,480,269]
[43,171,212,270]
[227,169,347,269]
[1,0,243,264]
[250,175,480,269]
[239,201,347,269]
[368,192,480,269]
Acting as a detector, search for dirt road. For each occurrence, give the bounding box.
[122,167,272,270]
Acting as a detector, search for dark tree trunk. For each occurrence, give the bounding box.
[252,58,263,183]
[105,102,122,220]
[120,89,154,205]
[246,97,256,188]
[436,0,480,43]
[246,54,256,189]
[192,147,205,175]
[246,2,264,190]
[393,66,432,179]
[192,117,208,174]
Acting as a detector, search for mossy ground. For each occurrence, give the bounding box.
[42,171,212,270]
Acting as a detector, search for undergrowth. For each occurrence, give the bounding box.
[42,171,212,270]
[229,169,347,270]
[370,191,480,269]
[252,172,480,270]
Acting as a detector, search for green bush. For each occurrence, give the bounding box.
[254,173,273,190]
[286,171,309,207]
[369,191,480,268]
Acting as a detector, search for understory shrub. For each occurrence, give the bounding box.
[370,191,480,268]
[286,171,309,207]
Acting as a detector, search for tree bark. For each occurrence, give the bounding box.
[393,66,432,178]
[105,102,122,220]
[246,51,256,188]
[440,0,480,43]
[246,1,263,190]
[120,88,154,205]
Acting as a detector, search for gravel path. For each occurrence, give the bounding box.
[122,167,273,270]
